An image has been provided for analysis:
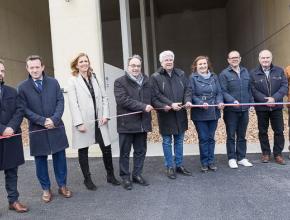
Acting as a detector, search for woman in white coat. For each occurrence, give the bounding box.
[67,53,120,190]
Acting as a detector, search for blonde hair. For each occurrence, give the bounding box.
[70,52,93,77]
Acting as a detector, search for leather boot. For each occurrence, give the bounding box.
[84,175,97,191]
[102,146,120,186]
[78,148,97,190]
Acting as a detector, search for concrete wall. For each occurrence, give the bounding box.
[0,0,53,86]
[156,8,228,74]
[226,0,290,70]
[102,8,228,74]
[102,18,143,71]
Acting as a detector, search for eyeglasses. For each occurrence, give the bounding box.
[129,64,141,68]
[228,56,241,60]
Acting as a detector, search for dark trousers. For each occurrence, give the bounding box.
[119,133,147,180]
[193,120,218,166]
[256,110,284,156]
[288,109,290,143]
[4,167,19,204]
[78,127,115,179]
[34,150,67,190]
[223,111,249,160]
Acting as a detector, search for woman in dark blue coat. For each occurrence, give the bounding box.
[190,56,224,172]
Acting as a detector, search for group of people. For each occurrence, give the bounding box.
[0,48,290,213]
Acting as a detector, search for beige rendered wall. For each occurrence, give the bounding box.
[0,0,53,86]
[48,0,105,157]
[227,0,290,69]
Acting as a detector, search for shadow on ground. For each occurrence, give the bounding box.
[1,154,290,220]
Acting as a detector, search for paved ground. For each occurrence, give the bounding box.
[1,153,290,220]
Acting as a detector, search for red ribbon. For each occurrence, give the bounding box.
[0,102,289,140]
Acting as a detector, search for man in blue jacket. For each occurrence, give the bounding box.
[0,59,28,213]
[18,55,72,202]
[250,50,288,165]
[219,51,253,169]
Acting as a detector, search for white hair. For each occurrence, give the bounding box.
[159,50,175,63]
[259,49,272,58]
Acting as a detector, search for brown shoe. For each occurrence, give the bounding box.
[261,154,270,163]
[58,186,72,198]
[275,155,286,165]
[42,190,52,203]
[9,201,29,213]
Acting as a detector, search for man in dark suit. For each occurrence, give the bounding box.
[18,55,72,203]
[0,59,28,213]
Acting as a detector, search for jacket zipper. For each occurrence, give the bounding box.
[179,80,184,89]
[265,74,272,111]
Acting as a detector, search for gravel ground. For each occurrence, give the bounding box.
[21,108,289,146]
[148,108,289,144]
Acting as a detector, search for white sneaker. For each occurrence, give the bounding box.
[228,159,238,169]
[237,158,253,167]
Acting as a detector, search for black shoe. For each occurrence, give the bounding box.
[84,177,97,191]
[166,167,176,179]
[122,179,132,190]
[200,165,208,173]
[208,164,217,171]
[176,166,192,176]
[132,175,150,186]
[107,175,121,186]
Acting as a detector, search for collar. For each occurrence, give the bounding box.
[158,67,184,77]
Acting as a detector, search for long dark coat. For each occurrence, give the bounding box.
[0,84,25,170]
[114,73,152,133]
[18,74,68,156]
[151,67,192,135]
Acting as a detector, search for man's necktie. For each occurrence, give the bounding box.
[35,80,42,92]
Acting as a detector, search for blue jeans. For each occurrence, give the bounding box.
[34,150,67,190]
[193,120,218,166]
[223,111,249,160]
[162,132,184,168]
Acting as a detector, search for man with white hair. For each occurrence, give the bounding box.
[151,50,192,179]
[250,49,288,165]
